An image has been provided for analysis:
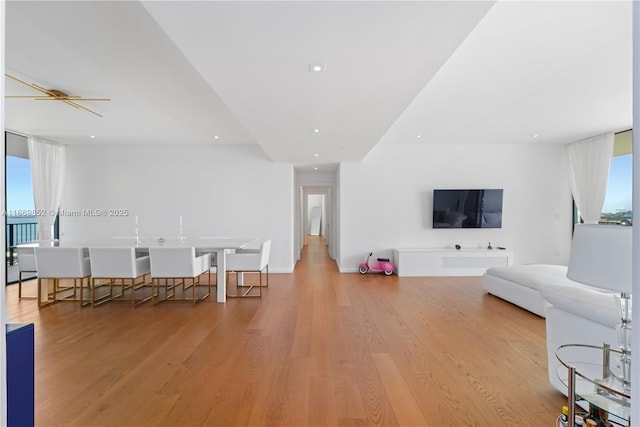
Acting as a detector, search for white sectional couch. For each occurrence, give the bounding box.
[481,264,619,396]
[481,264,583,317]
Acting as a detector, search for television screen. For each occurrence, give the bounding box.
[432,189,503,229]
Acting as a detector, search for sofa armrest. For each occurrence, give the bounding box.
[539,283,619,328]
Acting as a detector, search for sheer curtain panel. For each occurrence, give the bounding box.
[567,132,614,224]
[28,137,66,241]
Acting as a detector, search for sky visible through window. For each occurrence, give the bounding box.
[602,153,632,214]
[6,156,35,212]
[6,156,40,246]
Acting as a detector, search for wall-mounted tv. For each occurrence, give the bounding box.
[432,189,503,229]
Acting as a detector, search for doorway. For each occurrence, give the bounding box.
[298,185,334,261]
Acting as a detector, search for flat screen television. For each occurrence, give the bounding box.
[432,189,503,229]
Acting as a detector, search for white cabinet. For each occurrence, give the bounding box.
[393,248,513,277]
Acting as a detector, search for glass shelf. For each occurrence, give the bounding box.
[556,344,630,426]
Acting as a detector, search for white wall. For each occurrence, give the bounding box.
[338,143,573,272]
[60,141,573,274]
[61,143,295,272]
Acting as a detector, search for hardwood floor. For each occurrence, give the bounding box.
[6,236,566,426]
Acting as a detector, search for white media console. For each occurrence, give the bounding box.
[393,248,513,277]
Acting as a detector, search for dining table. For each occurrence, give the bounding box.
[17,236,258,303]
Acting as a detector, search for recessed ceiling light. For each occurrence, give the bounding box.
[314,153,319,157]
[213,135,220,140]
[313,129,320,133]
[309,63,325,72]
[90,135,96,139]
[416,134,422,139]
[314,167,318,170]
[532,134,539,139]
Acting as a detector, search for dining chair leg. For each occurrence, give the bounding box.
[17,273,36,299]
[131,278,136,308]
[133,276,153,308]
[37,278,52,307]
[86,278,92,307]
[37,278,42,307]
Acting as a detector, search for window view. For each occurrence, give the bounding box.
[573,130,632,226]
[6,155,38,264]
[601,153,632,225]
[5,133,60,284]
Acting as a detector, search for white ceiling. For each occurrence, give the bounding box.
[4,1,632,171]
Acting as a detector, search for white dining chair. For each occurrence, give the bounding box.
[225,239,271,298]
[195,249,218,283]
[89,247,152,307]
[148,247,212,306]
[34,247,91,307]
[16,247,38,299]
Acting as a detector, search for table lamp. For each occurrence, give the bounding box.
[567,224,633,390]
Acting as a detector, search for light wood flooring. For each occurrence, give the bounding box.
[6,236,566,426]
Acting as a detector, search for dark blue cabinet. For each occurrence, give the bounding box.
[6,323,34,427]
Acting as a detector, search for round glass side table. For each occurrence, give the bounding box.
[556,343,630,427]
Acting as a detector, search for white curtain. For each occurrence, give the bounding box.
[567,132,614,224]
[28,137,66,241]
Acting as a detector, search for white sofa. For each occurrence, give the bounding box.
[481,264,583,317]
[482,264,619,396]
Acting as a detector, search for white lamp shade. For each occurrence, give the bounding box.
[566,224,632,293]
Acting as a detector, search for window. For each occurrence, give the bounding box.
[4,132,59,282]
[6,154,38,244]
[600,130,632,225]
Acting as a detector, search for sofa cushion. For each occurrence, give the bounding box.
[485,264,579,291]
[538,282,619,328]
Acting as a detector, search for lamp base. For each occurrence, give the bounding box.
[614,293,632,392]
